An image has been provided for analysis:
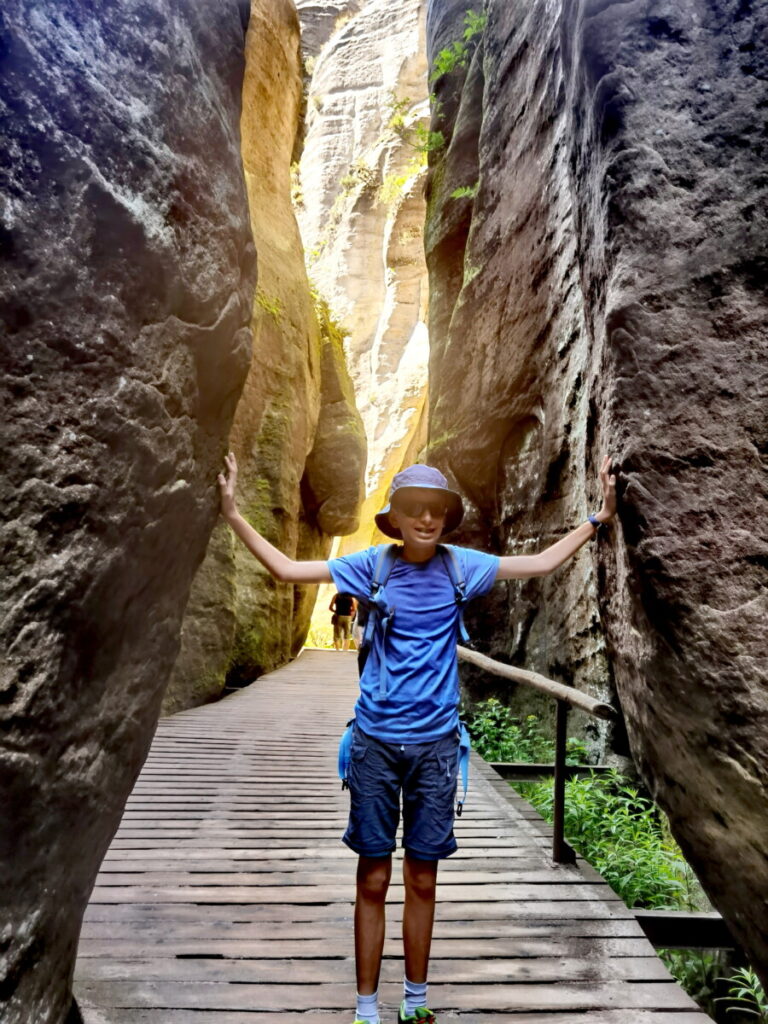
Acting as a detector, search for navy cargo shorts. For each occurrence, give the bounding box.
[343,724,459,860]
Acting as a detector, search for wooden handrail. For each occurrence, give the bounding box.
[457,646,615,720]
[457,644,616,864]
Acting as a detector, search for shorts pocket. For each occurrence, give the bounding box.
[351,742,369,762]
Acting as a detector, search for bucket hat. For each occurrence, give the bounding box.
[375,465,464,539]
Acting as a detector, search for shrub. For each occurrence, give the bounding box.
[521,771,692,910]
[717,967,768,1022]
[429,9,487,82]
[450,182,480,199]
[465,698,587,765]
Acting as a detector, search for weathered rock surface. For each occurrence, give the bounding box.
[163,0,366,709]
[0,1,255,1020]
[296,0,430,558]
[426,0,768,984]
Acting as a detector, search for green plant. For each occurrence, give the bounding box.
[411,123,445,154]
[339,159,378,194]
[659,950,726,1019]
[310,286,351,346]
[384,93,445,154]
[386,94,411,137]
[467,700,553,762]
[378,154,426,206]
[256,290,282,323]
[464,699,585,765]
[429,9,487,82]
[450,182,480,199]
[521,771,693,910]
[290,162,304,209]
[718,967,768,1021]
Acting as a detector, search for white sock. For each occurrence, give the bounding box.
[356,990,380,1024]
[404,977,428,1016]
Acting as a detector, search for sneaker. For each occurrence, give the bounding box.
[397,1003,437,1023]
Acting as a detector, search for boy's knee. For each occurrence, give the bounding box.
[357,857,391,901]
[403,857,438,900]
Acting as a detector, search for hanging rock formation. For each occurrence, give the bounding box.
[426,0,768,984]
[295,0,430,556]
[162,0,366,711]
[0,1,255,1021]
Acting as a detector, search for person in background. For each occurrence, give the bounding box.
[330,591,357,651]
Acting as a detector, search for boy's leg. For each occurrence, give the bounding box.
[344,728,400,1009]
[402,854,438,983]
[355,854,393,993]
[399,730,459,1015]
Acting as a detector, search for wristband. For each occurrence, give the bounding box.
[588,514,604,531]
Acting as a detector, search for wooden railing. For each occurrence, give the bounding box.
[457,645,616,864]
[457,647,741,949]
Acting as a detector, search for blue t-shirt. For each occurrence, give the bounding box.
[328,545,499,743]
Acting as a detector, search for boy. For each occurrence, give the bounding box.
[218,454,616,1024]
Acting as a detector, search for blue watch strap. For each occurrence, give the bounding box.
[588,514,603,530]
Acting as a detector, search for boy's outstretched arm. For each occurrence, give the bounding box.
[496,455,617,581]
[218,453,332,584]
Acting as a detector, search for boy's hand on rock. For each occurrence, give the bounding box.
[218,452,238,520]
[596,455,617,523]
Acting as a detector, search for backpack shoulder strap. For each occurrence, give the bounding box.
[362,544,400,698]
[370,542,399,595]
[438,544,470,644]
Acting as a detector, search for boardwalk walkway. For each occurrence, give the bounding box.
[75,649,706,1023]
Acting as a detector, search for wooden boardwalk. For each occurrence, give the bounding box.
[75,649,707,1023]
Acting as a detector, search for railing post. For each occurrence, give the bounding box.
[552,699,576,864]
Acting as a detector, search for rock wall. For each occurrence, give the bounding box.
[426,0,768,984]
[162,0,366,711]
[0,2,255,1021]
[296,0,430,557]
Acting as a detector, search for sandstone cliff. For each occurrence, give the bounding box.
[426,0,768,985]
[0,2,255,1020]
[162,0,366,712]
[296,0,430,557]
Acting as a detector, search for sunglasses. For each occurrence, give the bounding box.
[393,497,448,519]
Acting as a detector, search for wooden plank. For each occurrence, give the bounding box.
[82,899,638,923]
[76,936,655,958]
[75,979,698,1011]
[87,882,623,903]
[77,955,673,984]
[80,916,650,940]
[78,1011,709,1024]
[89,869,617,886]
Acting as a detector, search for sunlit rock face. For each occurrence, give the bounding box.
[0,1,255,1020]
[296,0,430,554]
[426,0,768,986]
[163,0,366,710]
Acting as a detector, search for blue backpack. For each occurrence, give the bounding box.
[338,543,472,815]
